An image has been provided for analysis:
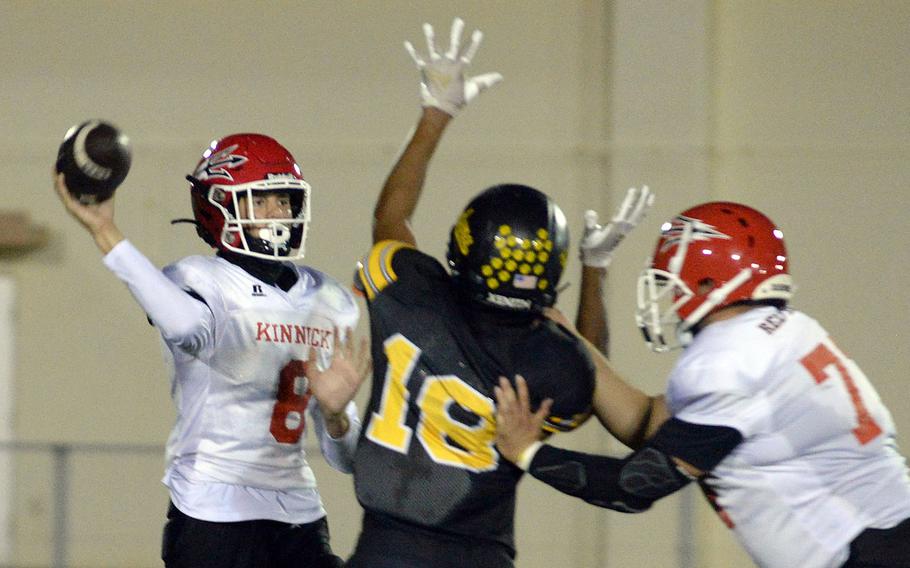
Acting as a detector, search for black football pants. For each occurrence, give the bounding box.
[843,516,910,567]
[161,501,343,568]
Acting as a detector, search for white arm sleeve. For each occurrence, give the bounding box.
[309,398,361,474]
[102,240,214,354]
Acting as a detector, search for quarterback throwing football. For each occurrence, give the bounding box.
[54,134,367,568]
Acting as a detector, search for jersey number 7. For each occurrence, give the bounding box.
[800,341,882,445]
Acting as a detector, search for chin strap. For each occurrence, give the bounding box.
[170,218,200,226]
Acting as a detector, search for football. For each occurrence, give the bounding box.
[56,120,132,204]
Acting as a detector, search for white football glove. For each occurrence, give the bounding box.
[404,17,503,116]
[580,185,655,268]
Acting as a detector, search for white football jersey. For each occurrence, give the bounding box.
[160,254,358,486]
[104,242,359,523]
[667,307,910,568]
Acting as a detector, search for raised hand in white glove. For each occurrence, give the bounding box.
[404,17,503,116]
[580,186,655,268]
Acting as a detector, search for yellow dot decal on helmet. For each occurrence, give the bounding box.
[526,251,536,262]
[537,228,548,239]
[491,257,503,269]
[501,248,512,259]
[505,259,517,272]
[487,278,499,289]
[513,250,524,261]
[481,265,493,277]
[519,264,531,275]
[533,264,545,275]
[544,241,553,251]
[539,252,549,263]
[507,235,517,247]
[521,238,531,250]
[532,240,543,251]
[538,279,549,290]
[453,208,475,256]
[494,235,506,249]
[499,225,512,236]
[498,270,510,282]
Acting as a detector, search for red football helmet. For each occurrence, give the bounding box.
[188,133,311,260]
[636,201,793,351]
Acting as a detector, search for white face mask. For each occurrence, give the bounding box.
[210,181,312,260]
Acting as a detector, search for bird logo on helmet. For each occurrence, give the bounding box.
[446,184,569,312]
[636,201,794,351]
[185,133,312,261]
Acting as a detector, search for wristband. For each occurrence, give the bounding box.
[516,441,544,471]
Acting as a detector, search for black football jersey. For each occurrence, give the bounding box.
[354,241,595,553]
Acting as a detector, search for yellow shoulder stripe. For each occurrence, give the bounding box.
[357,240,413,301]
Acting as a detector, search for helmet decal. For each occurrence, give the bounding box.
[453,208,474,255]
[658,215,731,254]
[194,144,249,181]
[480,223,557,293]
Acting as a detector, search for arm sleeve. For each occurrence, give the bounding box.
[649,417,743,472]
[525,440,693,513]
[309,399,361,474]
[102,240,214,354]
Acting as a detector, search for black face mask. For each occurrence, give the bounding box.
[217,249,298,292]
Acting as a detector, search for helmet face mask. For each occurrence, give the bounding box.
[189,134,311,261]
[446,184,569,313]
[636,269,692,351]
[636,201,793,352]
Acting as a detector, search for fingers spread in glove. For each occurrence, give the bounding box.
[461,29,484,64]
[423,23,439,60]
[445,17,465,60]
[636,186,655,219]
[614,186,638,222]
[584,209,600,231]
[404,41,424,67]
[469,72,503,95]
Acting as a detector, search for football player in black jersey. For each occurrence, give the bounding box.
[342,18,666,568]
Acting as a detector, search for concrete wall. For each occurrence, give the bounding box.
[1,1,907,566]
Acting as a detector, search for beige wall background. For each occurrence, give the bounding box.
[1,1,907,566]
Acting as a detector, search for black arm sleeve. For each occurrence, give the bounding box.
[527,442,693,514]
[649,418,743,472]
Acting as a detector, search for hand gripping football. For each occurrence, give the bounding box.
[56,120,131,204]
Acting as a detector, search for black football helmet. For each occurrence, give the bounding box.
[446,184,569,312]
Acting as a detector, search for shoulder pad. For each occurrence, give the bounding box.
[356,240,415,301]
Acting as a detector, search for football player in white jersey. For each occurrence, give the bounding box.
[495,201,910,568]
[53,133,366,568]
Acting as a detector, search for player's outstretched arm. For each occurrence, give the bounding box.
[575,186,654,354]
[372,17,502,246]
[545,305,668,450]
[53,171,124,254]
[55,169,214,353]
[495,376,689,514]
